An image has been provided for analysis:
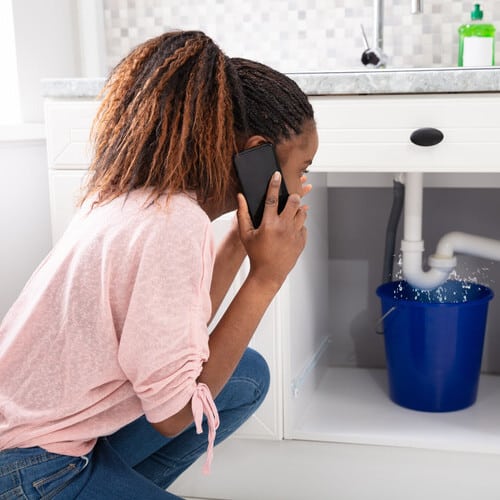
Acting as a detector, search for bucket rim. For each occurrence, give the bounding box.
[376,279,494,306]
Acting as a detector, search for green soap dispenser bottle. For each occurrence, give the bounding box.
[458,4,496,67]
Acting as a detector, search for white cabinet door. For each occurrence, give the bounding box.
[210,214,283,440]
[48,169,88,244]
[45,98,97,244]
[44,99,99,169]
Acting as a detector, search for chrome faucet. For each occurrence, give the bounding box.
[411,0,424,15]
[361,0,424,68]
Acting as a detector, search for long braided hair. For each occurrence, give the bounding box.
[83,30,314,209]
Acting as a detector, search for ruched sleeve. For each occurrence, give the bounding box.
[116,197,218,472]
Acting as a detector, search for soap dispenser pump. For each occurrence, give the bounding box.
[458,4,496,67]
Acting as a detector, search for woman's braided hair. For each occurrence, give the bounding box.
[83,30,314,208]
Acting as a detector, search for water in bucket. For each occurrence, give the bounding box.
[376,280,494,412]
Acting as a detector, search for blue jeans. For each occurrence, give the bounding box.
[0,348,269,499]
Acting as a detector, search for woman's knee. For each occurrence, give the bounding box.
[240,347,270,402]
[218,347,271,409]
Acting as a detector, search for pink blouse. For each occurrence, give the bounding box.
[0,190,219,474]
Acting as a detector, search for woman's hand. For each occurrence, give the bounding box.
[236,171,308,290]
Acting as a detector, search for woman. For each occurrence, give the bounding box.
[0,31,318,498]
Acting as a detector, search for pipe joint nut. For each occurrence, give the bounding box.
[401,239,424,252]
[428,254,457,271]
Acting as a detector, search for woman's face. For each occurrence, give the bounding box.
[218,121,319,220]
[274,121,318,198]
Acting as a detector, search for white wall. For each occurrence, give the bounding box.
[1,0,81,316]
[0,140,52,319]
[11,0,81,122]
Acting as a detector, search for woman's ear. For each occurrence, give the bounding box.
[242,135,270,150]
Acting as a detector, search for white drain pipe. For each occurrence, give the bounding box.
[401,172,500,290]
[401,172,454,289]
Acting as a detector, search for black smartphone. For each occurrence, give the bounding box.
[233,143,289,228]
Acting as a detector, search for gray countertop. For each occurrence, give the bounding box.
[41,67,500,97]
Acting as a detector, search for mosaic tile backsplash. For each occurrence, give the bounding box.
[102,0,500,74]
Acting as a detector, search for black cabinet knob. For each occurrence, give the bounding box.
[410,127,444,147]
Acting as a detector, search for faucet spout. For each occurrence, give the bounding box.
[365,0,424,68]
[411,0,423,15]
[374,0,384,52]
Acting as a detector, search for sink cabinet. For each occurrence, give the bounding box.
[44,92,500,499]
[312,93,500,173]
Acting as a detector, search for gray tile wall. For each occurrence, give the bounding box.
[102,0,500,73]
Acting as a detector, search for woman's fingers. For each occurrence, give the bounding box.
[300,174,312,197]
[236,193,254,234]
[260,171,282,224]
[239,170,309,237]
[279,193,309,231]
[261,172,307,226]
[236,171,309,288]
[294,204,309,229]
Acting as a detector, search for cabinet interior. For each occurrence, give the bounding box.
[283,172,500,454]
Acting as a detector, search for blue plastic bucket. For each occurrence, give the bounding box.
[376,280,494,412]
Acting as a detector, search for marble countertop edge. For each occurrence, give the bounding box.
[41,67,500,98]
[289,67,500,95]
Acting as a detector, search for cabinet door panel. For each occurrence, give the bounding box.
[48,170,88,244]
[45,99,99,169]
[211,214,283,439]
